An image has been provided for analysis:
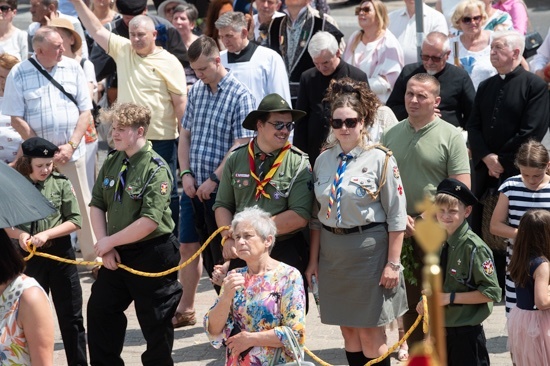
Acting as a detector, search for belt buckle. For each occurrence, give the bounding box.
[333,227,345,235]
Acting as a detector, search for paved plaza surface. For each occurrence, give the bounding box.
[16,0,544,364]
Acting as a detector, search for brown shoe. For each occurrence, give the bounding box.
[173,311,196,328]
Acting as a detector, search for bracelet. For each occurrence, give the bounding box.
[387,261,401,271]
[179,169,194,178]
[449,291,456,305]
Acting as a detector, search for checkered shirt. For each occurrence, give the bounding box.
[182,72,255,185]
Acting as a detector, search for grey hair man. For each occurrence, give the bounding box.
[253,0,284,43]
[467,31,550,300]
[387,31,475,128]
[216,11,291,107]
[295,31,368,165]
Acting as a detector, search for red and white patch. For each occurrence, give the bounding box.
[397,185,403,195]
[160,182,168,195]
[451,269,456,275]
[482,259,495,276]
[393,166,400,179]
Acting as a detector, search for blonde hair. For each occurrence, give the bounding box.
[349,0,388,54]
[451,0,487,29]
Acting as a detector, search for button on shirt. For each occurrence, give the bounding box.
[2,56,92,162]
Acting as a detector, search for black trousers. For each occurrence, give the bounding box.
[446,324,490,366]
[23,235,87,366]
[87,234,182,366]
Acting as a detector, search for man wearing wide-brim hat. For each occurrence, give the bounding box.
[213,93,314,304]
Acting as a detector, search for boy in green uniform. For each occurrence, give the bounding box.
[88,103,182,366]
[9,136,87,366]
[417,178,501,366]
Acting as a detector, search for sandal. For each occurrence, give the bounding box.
[397,347,409,362]
[173,311,197,329]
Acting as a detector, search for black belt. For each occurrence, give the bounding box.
[117,233,173,252]
[445,324,482,336]
[322,222,385,235]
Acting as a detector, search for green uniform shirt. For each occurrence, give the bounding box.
[213,141,314,225]
[90,141,174,241]
[17,172,81,234]
[381,117,470,215]
[443,220,502,327]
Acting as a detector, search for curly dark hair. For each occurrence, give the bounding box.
[322,77,380,150]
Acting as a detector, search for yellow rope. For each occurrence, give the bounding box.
[304,295,429,366]
[23,226,230,277]
[23,228,430,366]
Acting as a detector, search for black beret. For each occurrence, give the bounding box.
[22,137,58,158]
[436,178,478,206]
[116,0,148,15]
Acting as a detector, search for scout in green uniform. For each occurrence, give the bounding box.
[417,178,501,366]
[9,136,87,366]
[213,93,314,303]
[87,103,182,366]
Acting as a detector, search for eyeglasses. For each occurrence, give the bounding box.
[330,118,360,129]
[354,6,372,15]
[266,121,295,131]
[420,53,447,62]
[461,15,482,24]
[0,5,12,12]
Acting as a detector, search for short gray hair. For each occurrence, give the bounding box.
[129,15,156,31]
[215,11,247,32]
[308,31,338,59]
[423,31,450,53]
[231,206,277,252]
[493,30,525,55]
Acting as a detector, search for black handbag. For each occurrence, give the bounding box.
[524,31,544,59]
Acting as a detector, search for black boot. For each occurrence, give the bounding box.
[346,351,368,366]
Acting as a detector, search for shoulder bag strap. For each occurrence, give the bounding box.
[28,57,78,107]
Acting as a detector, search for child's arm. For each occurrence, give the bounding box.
[490,193,517,240]
[439,290,493,306]
[30,222,80,248]
[533,261,550,310]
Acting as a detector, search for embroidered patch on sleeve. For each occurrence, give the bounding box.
[160,182,168,195]
[482,259,495,276]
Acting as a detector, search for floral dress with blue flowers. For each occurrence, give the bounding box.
[204,262,306,366]
[0,275,44,365]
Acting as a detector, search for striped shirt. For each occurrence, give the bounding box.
[2,55,92,161]
[499,175,550,313]
[182,72,255,185]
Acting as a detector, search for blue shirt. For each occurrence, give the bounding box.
[182,72,255,185]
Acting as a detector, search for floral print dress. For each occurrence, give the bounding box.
[204,262,306,366]
[0,275,44,365]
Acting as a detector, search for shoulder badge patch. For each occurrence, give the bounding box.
[160,182,168,195]
[393,166,400,179]
[482,259,495,276]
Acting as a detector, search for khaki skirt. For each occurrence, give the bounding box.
[318,224,408,327]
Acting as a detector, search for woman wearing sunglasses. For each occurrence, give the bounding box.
[305,78,407,366]
[449,0,496,90]
[342,0,403,104]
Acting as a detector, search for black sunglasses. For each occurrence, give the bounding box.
[354,6,372,15]
[266,121,295,131]
[330,118,360,129]
[0,5,11,12]
[461,15,482,24]
[420,53,447,62]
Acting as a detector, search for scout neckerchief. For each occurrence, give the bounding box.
[114,158,130,202]
[248,139,291,200]
[326,153,353,223]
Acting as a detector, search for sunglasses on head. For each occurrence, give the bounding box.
[0,5,11,12]
[330,118,360,129]
[420,53,447,62]
[266,121,295,131]
[461,15,482,24]
[354,6,372,15]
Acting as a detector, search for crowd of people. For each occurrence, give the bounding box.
[0,0,550,365]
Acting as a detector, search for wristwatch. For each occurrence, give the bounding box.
[209,173,220,184]
[68,140,78,150]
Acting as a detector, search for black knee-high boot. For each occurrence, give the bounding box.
[346,351,369,366]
